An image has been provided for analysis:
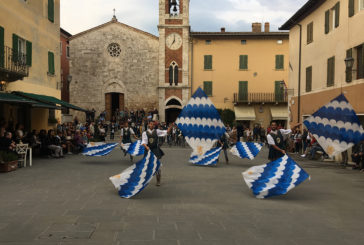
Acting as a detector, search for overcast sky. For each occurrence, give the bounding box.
[61,0,308,36]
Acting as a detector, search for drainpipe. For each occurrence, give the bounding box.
[297,24,302,123]
[190,35,194,97]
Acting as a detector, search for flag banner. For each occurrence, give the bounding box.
[303,94,364,157]
[230,142,263,160]
[109,151,161,198]
[126,140,145,156]
[189,147,222,166]
[242,155,310,199]
[120,143,131,151]
[176,88,225,157]
[82,143,118,157]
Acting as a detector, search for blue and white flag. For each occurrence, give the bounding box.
[82,143,118,157]
[242,155,310,199]
[230,142,263,160]
[189,147,222,166]
[109,151,161,198]
[304,94,364,157]
[126,140,145,156]
[176,88,226,157]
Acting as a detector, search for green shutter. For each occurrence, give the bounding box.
[358,45,364,79]
[307,22,313,44]
[239,55,248,70]
[0,26,4,68]
[327,57,335,87]
[346,49,353,83]
[203,81,212,96]
[335,2,340,27]
[275,81,284,101]
[306,66,312,92]
[204,55,212,70]
[12,34,18,62]
[48,51,54,75]
[349,0,355,17]
[26,41,32,66]
[48,0,54,23]
[325,10,330,34]
[238,81,248,101]
[275,55,284,69]
[169,66,173,85]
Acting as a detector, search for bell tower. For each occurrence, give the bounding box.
[158,0,190,123]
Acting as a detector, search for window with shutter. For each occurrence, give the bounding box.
[346,49,353,82]
[306,66,312,92]
[349,0,355,17]
[174,65,178,85]
[239,55,248,70]
[307,22,313,44]
[275,55,284,70]
[325,10,330,34]
[357,45,364,79]
[0,26,4,68]
[12,34,18,62]
[48,0,54,23]
[334,2,340,28]
[204,55,212,70]
[238,81,248,101]
[327,56,335,87]
[203,81,212,96]
[26,41,32,66]
[48,51,55,75]
[275,81,284,101]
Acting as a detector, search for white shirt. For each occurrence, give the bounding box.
[267,129,292,146]
[142,129,168,145]
[120,127,135,136]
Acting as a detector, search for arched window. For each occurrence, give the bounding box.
[169,61,178,86]
[169,0,180,16]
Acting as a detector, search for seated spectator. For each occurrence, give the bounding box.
[0,132,16,152]
[351,140,364,171]
[74,130,86,153]
[47,129,63,158]
[56,131,67,155]
[65,130,75,154]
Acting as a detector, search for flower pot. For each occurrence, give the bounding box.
[0,160,18,172]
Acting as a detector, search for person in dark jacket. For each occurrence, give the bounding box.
[351,140,364,171]
[217,132,230,164]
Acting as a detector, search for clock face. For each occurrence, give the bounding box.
[166,33,182,50]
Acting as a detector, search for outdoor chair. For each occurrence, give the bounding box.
[16,143,29,168]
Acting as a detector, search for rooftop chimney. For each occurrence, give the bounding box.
[221,27,226,33]
[252,23,262,33]
[264,22,270,32]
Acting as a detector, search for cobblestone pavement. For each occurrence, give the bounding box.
[0,145,363,245]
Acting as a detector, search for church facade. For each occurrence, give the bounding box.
[69,0,190,123]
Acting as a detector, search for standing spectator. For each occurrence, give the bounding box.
[302,129,309,152]
[217,132,230,164]
[294,130,302,153]
[260,126,266,144]
[237,123,244,142]
[351,140,364,170]
[74,130,86,152]
[253,125,260,142]
[110,122,116,140]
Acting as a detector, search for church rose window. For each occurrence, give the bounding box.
[107,43,121,57]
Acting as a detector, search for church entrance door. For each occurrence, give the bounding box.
[105,93,124,121]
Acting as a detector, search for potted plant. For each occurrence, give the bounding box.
[0,151,18,172]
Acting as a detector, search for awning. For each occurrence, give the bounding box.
[270,106,289,120]
[0,92,34,104]
[234,106,256,121]
[13,91,86,111]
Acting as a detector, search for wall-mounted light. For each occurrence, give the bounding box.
[0,81,7,91]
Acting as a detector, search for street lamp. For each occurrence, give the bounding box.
[0,81,7,92]
[344,57,355,83]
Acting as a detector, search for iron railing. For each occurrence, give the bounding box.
[234,92,288,103]
[0,45,29,82]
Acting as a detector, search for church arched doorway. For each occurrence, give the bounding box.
[105,93,124,121]
[165,97,183,124]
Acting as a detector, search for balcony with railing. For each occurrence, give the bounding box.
[234,92,288,104]
[0,46,29,82]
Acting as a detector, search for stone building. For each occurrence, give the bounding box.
[69,16,159,121]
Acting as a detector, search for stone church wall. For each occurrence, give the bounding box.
[69,22,159,121]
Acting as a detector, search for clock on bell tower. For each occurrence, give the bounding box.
[158,0,190,123]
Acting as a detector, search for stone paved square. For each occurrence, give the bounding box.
[0,147,364,245]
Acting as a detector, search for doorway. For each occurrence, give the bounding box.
[105,93,124,121]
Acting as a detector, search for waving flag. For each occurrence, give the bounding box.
[189,147,222,166]
[230,142,263,160]
[120,143,131,151]
[83,143,118,156]
[176,88,225,157]
[242,155,310,199]
[109,151,161,198]
[304,94,364,157]
[126,140,145,156]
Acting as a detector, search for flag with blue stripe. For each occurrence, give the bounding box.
[230,142,263,160]
[176,88,226,157]
[109,151,161,198]
[189,147,222,166]
[304,94,364,157]
[126,140,145,156]
[82,143,118,156]
[242,155,310,199]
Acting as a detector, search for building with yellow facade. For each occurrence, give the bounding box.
[280,0,364,127]
[0,0,81,131]
[190,23,289,128]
